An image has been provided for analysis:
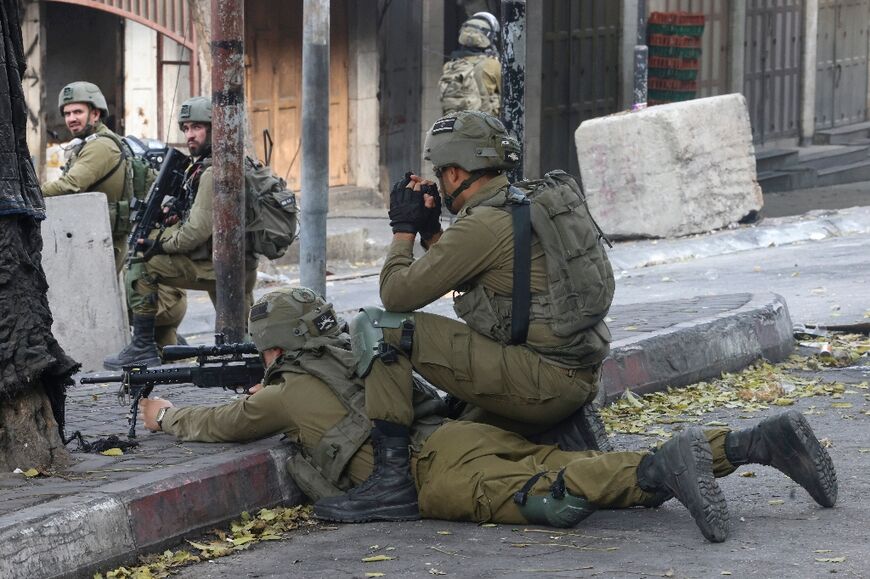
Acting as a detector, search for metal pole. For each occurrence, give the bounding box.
[501,0,525,181]
[211,0,246,343]
[300,0,330,297]
[633,0,648,110]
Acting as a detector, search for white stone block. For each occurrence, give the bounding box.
[575,93,763,238]
[42,193,128,372]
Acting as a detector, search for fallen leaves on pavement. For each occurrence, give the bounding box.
[94,506,317,579]
[601,332,869,437]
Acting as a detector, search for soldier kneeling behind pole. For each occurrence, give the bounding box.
[139,288,838,543]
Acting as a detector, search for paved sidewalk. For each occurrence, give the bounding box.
[0,292,792,579]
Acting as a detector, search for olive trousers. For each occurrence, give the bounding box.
[126,253,256,321]
[365,312,597,435]
[415,422,736,524]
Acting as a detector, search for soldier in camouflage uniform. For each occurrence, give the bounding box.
[43,81,186,348]
[102,96,259,370]
[140,289,837,543]
[316,110,617,521]
[440,11,501,116]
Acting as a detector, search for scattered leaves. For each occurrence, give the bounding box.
[97,506,317,578]
[768,499,784,505]
[100,448,124,457]
[815,557,845,563]
[22,468,40,478]
[437,530,452,535]
[366,574,386,578]
[738,472,756,478]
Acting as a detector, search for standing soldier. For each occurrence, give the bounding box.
[103,96,260,370]
[42,81,186,348]
[318,110,617,520]
[439,11,502,116]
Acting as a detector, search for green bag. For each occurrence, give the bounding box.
[244,157,299,259]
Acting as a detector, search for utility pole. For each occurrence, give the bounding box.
[300,0,330,297]
[633,0,648,110]
[211,0,246,343]
[501,0,525,181]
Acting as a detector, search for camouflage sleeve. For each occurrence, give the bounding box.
[481,57,501,95]
[160,381,296,442]
[41,139,121,197]
[379,212,504,312]
[160,167,214,253]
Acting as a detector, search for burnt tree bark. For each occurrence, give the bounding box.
[0,0,78,472]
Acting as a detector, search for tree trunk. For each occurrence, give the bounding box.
[0,0,78,470]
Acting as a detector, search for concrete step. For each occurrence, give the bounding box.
[756,170,793,193]
[778,166,818,190]
[755,148,799,173]
[815,159,870,187]
[814,121,870,145]
[797,145,870,171]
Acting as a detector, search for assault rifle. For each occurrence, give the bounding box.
[80,337,263,439]
[126,147,190,265]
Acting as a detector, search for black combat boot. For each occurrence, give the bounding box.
[636,428,729,543]
[103,315,162,370]
[725,410,837,508]
[314,420,420,522]
[529,403,613,452]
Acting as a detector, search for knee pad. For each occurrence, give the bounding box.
[350,307,414,378]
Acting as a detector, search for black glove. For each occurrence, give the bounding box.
[389,172,425,234]
[418,182,443,241]
[137,238,164,260]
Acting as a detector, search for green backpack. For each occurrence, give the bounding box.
[440,56,484,114]
[243,157,299,259]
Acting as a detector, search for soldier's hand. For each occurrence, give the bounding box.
[140,398,174,432]
[389,172,425,235]
[417,182,442,241]
[247,383,264,395]
[137,238,164,260]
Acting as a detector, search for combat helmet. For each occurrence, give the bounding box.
[459,11,499,48]
[178,96,212,129]
[248,287,343,355]
[58,81,108,118]
[424,111,520,173]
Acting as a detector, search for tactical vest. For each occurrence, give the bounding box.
[64,128,134,240]
[452,170,615,367]
[266,339,446,501]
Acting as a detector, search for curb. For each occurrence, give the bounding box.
[0,442,301,579]
[0,294,794,579]
[601,293,793,402]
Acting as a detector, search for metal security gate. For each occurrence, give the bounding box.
[378,0,422,188]
[744,0,803,144]
[815,0,870,129]
[647,0,730,97]
[541,0,620,177]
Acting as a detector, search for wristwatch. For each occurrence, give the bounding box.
[155,407,168,430]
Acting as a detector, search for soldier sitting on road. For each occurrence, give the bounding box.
[102,96,260,370]
[139,288,837,543]
[318,110,617,521]
[42,81,186,349]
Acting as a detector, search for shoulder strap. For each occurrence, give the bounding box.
[506,185,531,345]
[86,134,128,192]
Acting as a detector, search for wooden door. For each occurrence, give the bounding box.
[245,0,349,189]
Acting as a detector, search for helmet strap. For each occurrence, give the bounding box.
[444,170,485,211]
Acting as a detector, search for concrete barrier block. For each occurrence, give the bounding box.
[42,193,127,372]
[575,94,763,238]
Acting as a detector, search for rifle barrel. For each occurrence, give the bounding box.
[161,343,259,361]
